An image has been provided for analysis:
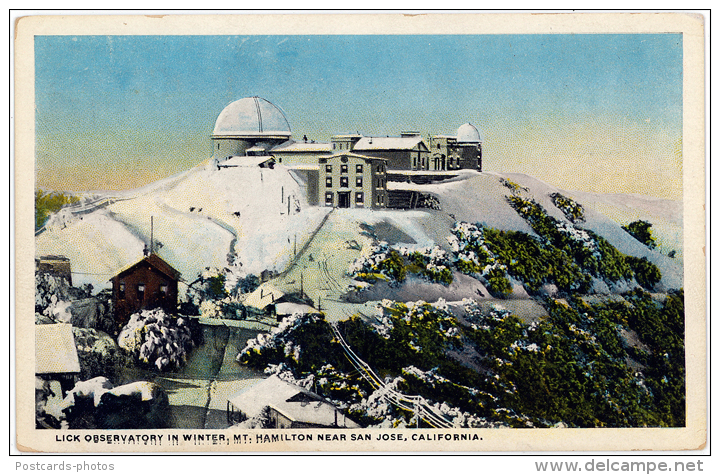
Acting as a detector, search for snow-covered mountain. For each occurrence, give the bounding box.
[35,161,683,293]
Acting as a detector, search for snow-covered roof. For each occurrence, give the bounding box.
[326,152,388,162]
[275,302,318,316]
[222,156,276,168]
[246,145,271,153]
[271,140,333,153]
[228,376,359,428]
[213,97,292,138]
[456,123,482,143]
[354,136,428,151]
[243,282,286,310]
[36,323,80,375]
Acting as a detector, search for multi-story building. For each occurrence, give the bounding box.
[318,153,388,209]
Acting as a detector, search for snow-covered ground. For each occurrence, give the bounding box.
[36,162,330,291]
[36,163,683,293]
[388,171,683,291]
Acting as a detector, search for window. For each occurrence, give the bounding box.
[332,143,336,150]
[326,177,333,187]
[160,283,168,296]
[356,164,363,174]
[119,282,125,299]
[341,164,348,174]
[326,164,332,173]
[325,192,333,206]
[340,176,349,188]
[356,176,363,187]
[137,283,145,301]
[355,192,364,206]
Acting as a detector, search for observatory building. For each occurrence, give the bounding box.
[212,96,292,159]
[210,96,483,209]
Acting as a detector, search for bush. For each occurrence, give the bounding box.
[551,193,585,223]
[626,256,662,290]
[622,220,657,249]
[117,308,197,371]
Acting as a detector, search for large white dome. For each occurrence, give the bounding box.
[213,97,292,138]
[456,123,482,143]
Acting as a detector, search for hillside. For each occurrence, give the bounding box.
[34,160,686,430]
[36,161,330,290]
[36,162,682,295]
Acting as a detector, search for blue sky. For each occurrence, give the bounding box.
[35,34,683,198]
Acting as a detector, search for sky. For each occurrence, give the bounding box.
[34,34,683,199]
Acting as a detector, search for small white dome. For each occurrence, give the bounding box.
[213,96,292,138]
[456,123,482,143]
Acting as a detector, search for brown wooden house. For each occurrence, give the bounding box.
[110,254,181,327]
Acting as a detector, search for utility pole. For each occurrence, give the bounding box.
[150,216,154,254]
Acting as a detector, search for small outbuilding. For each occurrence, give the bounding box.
[110,254,181,328]
[36,255,72,286]
[227,375,359,429]
[35,323,81,396]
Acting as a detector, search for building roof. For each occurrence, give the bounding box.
[212,96,292,138]
[222,156,276,168]
[112,253,181,282]
[246,144,272,153]
[456,123,482,143]
[242,282,286,310]
[228,376,359,428]
[36,323,81,375]
[275,302,318,316]
[354,136,428,151]
[325,152,388,162]
[271,140,333,153]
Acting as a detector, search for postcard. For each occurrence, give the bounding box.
[14,12,706,453]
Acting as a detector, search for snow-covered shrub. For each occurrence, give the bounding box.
[403,246,453,285]
[185,266,254,320]
[350,242,456,288]
[237,311,329,373]
[35,271,73,316]
[61,377,169,429]
[374,300,462,367]
[72,327,125,381]
[448,223,512,297]
[117,308,196,371]
[499,178,527,195]
[347,375,409,428]
[348,242,406,285]
[551,192,585,223]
